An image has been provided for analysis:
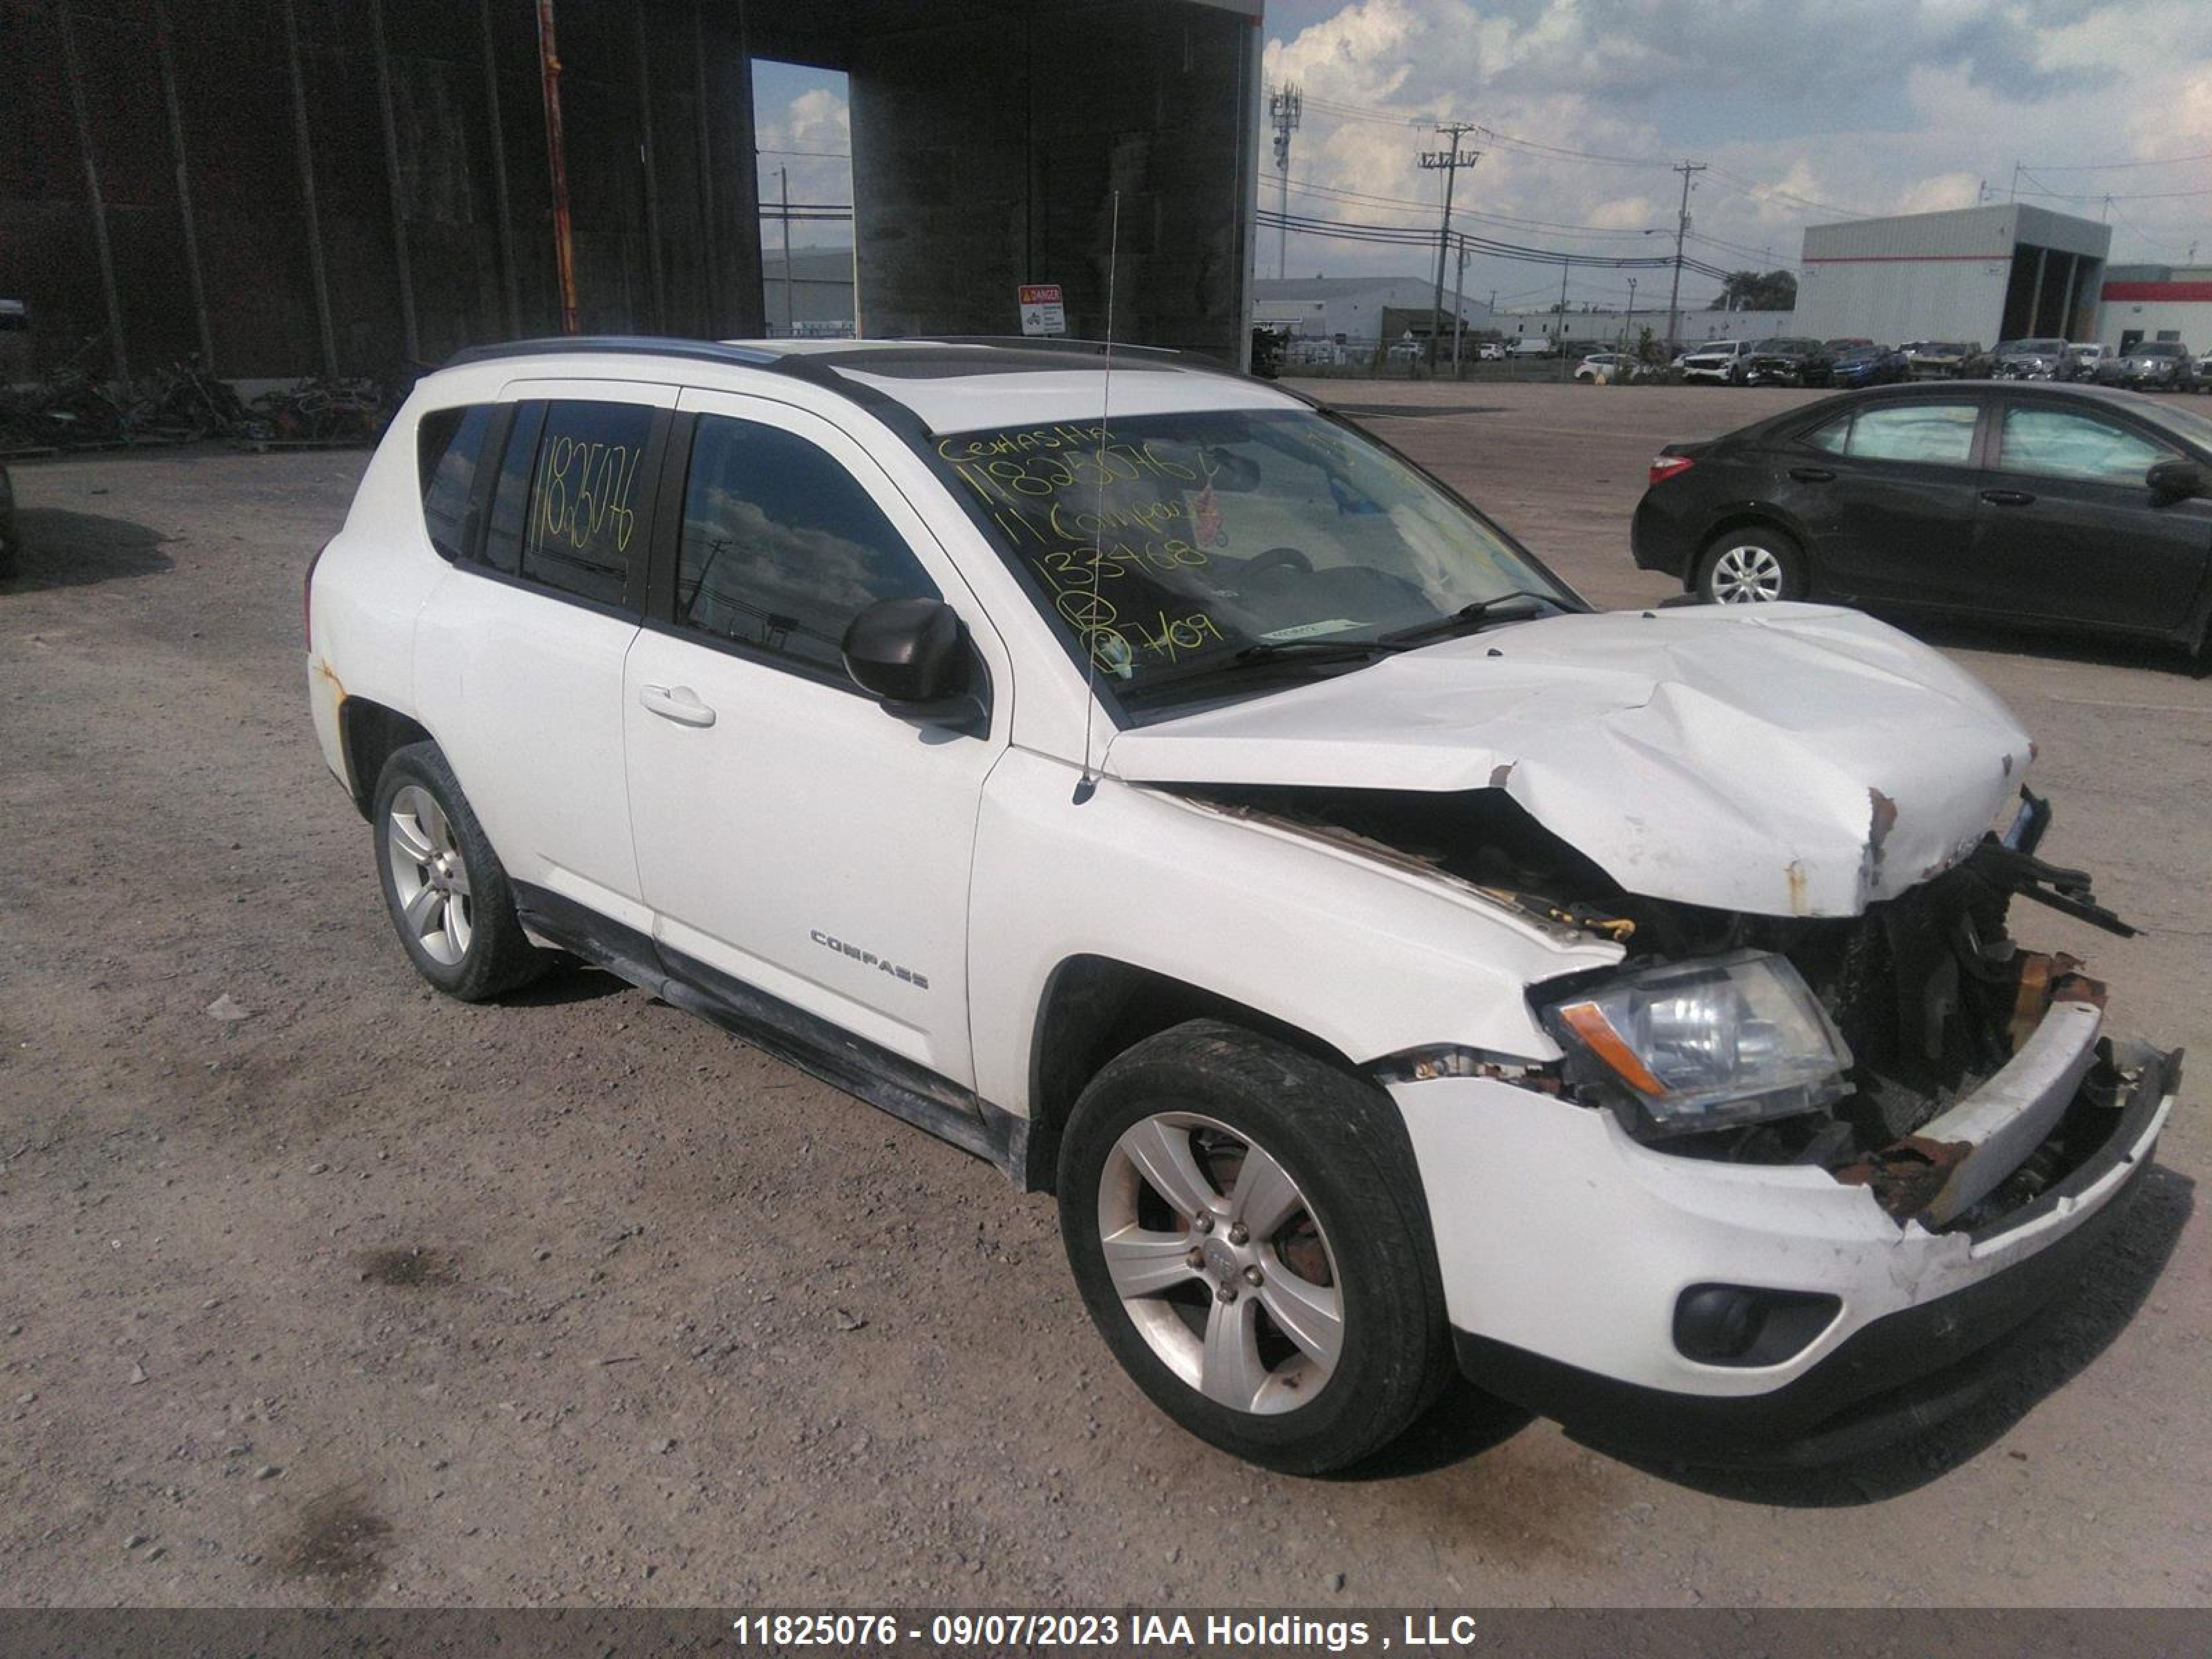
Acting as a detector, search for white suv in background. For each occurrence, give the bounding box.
[306,336,2176,1472]
[1678,340,1751,383]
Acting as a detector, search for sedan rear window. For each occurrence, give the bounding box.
[1805,402,1978,466]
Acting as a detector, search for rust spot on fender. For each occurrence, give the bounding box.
[1785,860,1809,915]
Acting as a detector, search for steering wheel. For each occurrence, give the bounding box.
[1245,545,1313,577]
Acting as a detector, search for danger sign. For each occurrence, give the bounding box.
[1018,283,1066,337]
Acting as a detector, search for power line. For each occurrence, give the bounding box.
[2015,147,2212,172]
[1256,206,1730,278]
[2014,165,2212,204]
[1268,172,1689,240]
[1703,165,1869,220]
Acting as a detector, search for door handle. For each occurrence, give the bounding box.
[1788,465,1835,482]
[639,684,716,727]
[1980,489,2036,506]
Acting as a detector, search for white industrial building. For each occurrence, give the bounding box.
[1252,276,1492,353]
[1794,203,2110,348]
[2096,265,2212,351]
[1490,306,1794,348]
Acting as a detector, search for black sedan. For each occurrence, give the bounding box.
[1631,384,2212,648]
[1741,337,1835,387]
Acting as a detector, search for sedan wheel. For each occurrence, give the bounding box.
[1696,526,1808,604]
[1097,1111,1344,1414]
[1705,541,1788,603]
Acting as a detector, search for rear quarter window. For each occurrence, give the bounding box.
[418,404,498,561]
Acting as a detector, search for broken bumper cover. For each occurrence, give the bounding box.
[1389,1030,2177,1464]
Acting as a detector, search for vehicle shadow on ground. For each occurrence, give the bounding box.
[503,962,636,1009]
[4,507,174,591]
[1600,1161,2193,1506]
[1340,1382,1538,1481]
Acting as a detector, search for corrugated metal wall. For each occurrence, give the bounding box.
[0,0,765,379]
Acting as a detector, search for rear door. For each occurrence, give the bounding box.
[1966,395,2212,633]
[1784,395,1987,605]
[413,383,671,933]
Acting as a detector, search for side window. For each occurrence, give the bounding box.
[518,400,655,608]
[1803,413,1850,454]
[479,402,546,577]
[1809,403,1978,466]
[1996,406,2174,485]
[418,404,497,561]
[675,414,940,676]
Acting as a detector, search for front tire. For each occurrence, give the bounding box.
[1696,527,1806,604]
[1057,1020,1452,1474]
[372,742,552,1001]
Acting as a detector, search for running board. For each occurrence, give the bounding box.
[511,882,1028,1183]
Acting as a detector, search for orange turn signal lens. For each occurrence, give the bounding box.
[1555,1001,1669,1098]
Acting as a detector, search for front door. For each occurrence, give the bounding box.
[1967,396,2212,633]
[1787,397,1987,606]
[621,391,1008,1087]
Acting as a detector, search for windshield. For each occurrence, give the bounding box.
[2139,342,2184,357]
[930,406,1577,709]
[2014,339,2068,355]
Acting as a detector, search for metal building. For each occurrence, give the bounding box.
[0,0,1259,381]
[2097,264,2212,353]
[1793,204,2111,348]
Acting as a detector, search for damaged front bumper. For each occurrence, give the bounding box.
[1390,1014,2177,1464]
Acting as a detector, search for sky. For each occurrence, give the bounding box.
[753,3,2212,313]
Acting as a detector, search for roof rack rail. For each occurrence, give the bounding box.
[912,335,1206,365]
[443,335,785,371]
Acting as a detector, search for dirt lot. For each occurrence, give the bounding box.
[1,381,2206,1608]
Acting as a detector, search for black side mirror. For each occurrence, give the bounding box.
[2147,460,2204,502]
[841,597,986,733]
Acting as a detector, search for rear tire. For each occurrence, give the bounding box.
[372,742,552,1002]
[1057,1020,1453,1474]
[1696,527,1807,605]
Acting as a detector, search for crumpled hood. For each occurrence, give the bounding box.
[1107,603,2032,918]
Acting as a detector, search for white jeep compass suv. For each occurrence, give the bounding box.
[306,336,2177,1473]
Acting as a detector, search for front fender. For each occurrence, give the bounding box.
[966,749,1620,1116]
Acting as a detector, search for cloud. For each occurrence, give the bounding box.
[1259,0,2212,292]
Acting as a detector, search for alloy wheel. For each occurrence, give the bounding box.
[385,784,474,966]
[1096,1112,1343,1414]
[1709,543,1785,603]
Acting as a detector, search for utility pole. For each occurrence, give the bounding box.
[1417,123,1480,368]
[1450,234,1468,373]
[1556,254,1571,381]
[1663,160,1705,359]
[778,165,794,334]
[1268,84,1302,281]
[2009,162,2022,203]
[1624,276,1637,353]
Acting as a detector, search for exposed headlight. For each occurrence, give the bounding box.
[1537,950,1852,1134]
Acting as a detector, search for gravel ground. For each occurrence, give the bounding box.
[0,382,2205,1607]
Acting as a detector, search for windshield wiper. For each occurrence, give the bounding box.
[1375,589,1564,648]
[1119,639,1398,702]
